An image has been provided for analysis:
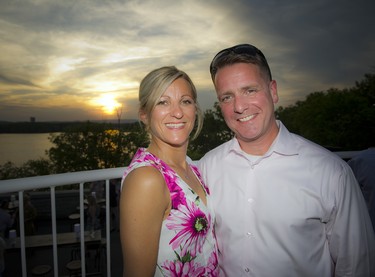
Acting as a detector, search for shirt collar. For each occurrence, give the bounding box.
[226,120,299,158]
[272,120,299,156]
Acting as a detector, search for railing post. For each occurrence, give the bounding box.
[105,179,111,276]
[79,182,86,276]
[18,191,27,277]
[50,186,59,276]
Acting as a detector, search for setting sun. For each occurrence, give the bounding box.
[94,94,121,115]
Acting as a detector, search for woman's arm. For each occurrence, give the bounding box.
[120,166,170,277]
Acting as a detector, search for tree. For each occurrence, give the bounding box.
[0,159,53,180]
[276,74,375,150]
[48,122,148,173]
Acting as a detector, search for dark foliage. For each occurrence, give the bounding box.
[48,122,148,173]
[276,74,375,150]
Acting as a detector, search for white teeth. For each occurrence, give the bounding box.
[238,115,255,122]
[166,123,185,128]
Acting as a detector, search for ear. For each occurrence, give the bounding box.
[139,109,148,125]
[269,80,279,104]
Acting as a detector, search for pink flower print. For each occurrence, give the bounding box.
[144,154,163,171]
[168,178,187,209]
[191,165,210,195]
[206,249,219,276]
[143,152,187,208]
[123,148,147,176]
[166,201,210,257]
[161,259,205,277]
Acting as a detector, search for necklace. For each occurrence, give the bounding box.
[183,169,190,180]
[147,147,192,180]
[179,167,190,180]
[171,163,191,180]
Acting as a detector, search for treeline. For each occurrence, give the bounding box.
[275,73,375,151]
[0,120,139,134]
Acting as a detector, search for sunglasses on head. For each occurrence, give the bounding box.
[209,44,270,79]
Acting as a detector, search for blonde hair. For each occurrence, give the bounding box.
[139,66,203,140]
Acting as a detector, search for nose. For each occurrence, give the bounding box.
[233,95,247,114]
[170,103,183,118]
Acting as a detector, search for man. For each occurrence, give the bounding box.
[199,43,375,276]
[348,148,375,231]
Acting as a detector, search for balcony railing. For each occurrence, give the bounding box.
[0,167,127,277]
[0,150,360,276]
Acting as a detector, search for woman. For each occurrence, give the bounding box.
[120,66,219,277]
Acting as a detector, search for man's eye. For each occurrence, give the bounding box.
[220,95,232,103]
[245,89,257,95]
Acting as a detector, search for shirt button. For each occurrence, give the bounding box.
[246,232,252,237]
[247,198,254,204]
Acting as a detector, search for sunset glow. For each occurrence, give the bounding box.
[94,94,121,115]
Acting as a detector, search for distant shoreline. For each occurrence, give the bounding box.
[0,119,138,134]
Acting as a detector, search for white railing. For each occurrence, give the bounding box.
[0,150,361,276]
[0,167,127,277]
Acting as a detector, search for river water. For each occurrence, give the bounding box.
[0,133,55,166]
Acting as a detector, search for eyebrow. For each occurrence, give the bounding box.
[241,84,260,91]
[218,84,259,95]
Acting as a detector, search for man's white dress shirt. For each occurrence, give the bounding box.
[199,121,375,277]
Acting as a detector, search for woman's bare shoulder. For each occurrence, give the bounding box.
[120,165,171,219]
[123,166,166,193]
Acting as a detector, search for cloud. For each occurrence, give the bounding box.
[0,0,374,121]
[0,73,38,87]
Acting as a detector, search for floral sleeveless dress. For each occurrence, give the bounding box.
[123,148,219,277]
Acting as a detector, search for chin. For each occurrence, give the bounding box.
[168,139,189,147]
[236,129,261,140]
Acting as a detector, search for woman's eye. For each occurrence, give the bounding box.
[157,100,168,105]
[182,99,193,105]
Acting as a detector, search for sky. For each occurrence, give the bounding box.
[0,0,374,122]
